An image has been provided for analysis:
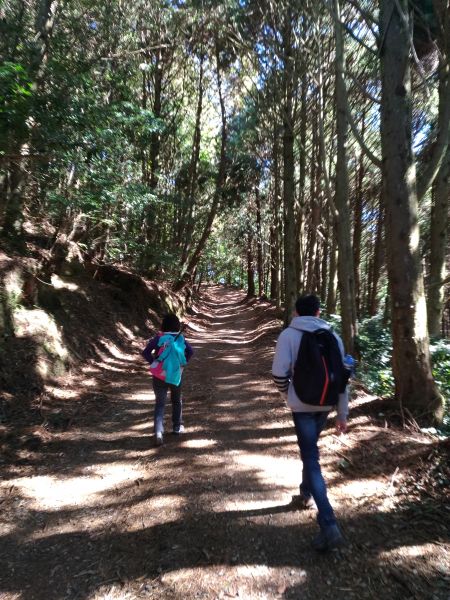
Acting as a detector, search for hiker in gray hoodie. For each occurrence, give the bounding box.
[272,294,349,551]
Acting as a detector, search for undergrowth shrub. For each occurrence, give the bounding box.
[356,315,394,396]
[327,313,450,432]
[430,339,450,434]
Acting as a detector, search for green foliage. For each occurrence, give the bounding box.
[356,318,450,429]
[321,312,395,396]
[199,217,244,285]
[0,62,33,146]
[356,315,395,396]
[430,340,450,433]
[321,312,342,334]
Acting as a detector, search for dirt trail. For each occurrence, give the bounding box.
[1,286,449,600]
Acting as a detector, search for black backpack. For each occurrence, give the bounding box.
[292,328,350,406]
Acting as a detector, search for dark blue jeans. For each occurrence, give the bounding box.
[152,377,183,434]
[292,411,336,530]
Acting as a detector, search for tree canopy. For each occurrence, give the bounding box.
[1,0,449,425]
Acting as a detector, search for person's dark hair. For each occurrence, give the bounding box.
[161,313,181,332]
[295,294,320,316]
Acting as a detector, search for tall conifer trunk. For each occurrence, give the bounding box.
[334,0,357,353]
[173,39,227,291]
[255,187,264,296]
[427,143,449,336]
[270,127,281,306]
[380,0,443,424]
[427,53,450,336]
[180,54,205,267]
[282,12,298,324]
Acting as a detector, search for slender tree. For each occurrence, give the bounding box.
[333,0,358,353]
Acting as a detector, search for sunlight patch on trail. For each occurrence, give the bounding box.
[380,543,440,558]
[128,390,152,401]
[223,451,299,492]
[335,478,386,498]
[258,420,292,429]
[89,591,136,600]
[44,384,79,399]
[181,438,217,448]
[223,356,243,364]
[130,421,151,431]
[96,344,136,362]
[156,564,308,599]
[378,543,450,578]
[76,376,99,388]
[71,431,147,441]
[8,462,146,510]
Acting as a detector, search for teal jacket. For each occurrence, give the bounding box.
[143,332,193,386]
[156,333,187,385]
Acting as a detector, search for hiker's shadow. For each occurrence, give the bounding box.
[224,498,307,518]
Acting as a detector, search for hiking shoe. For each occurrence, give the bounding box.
[155,432,164,446]
[312,525,345,552]
[172,425,185,435]
[290,493,315,510]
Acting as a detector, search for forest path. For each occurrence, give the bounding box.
[1,286,449,600]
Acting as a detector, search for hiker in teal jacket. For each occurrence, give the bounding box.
[142,314,194,446]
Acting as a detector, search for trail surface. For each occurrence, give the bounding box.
[1,286,449,600]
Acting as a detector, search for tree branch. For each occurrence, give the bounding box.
[100,44,172,61]
[345,0,379,32]
[346,95,382,168]
[345,70,381,104]
[417,70,450,200]
[343,22,378,55]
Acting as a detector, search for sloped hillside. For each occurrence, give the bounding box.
[0,245,190,451]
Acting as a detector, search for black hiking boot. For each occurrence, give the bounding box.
[290,493,315,510]
[312,525,345,552]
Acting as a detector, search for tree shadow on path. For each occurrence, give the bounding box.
[1,285,448,600]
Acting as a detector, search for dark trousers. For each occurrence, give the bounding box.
[152,376,182,434]
[292,411,336,529]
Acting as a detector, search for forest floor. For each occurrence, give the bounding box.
[1,285,449,600]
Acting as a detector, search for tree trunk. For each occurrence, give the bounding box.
[180,53,204,267]
[255,187,264,296]
[353,113,366,318]
[173,39,227,291]
[416,1,450,201]
[334,0,357,353]
[320,210,329,302]
[141,67,148,183]
[149,49,163,190]
[367,199,384,316]
[306,118,319,292]
[352,157,364,319]
[1,159,27,241]
[246,227,255,298]
[380,0,443,424]
[427,48,450,337]
[296,71,308,293]
[282,13,298,325]
[0,0,59,241]
[270,126,281,306]
[326,220,338,314]
[427,142,449,336]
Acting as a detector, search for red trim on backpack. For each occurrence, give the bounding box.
[319,356,330,406]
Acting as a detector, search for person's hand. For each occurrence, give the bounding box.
[336,419,347,434]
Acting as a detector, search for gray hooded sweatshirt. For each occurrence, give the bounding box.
[272,316,349,421]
